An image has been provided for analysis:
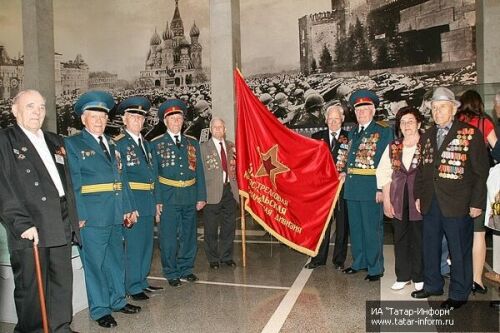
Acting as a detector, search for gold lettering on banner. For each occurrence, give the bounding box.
[244,165,302,234]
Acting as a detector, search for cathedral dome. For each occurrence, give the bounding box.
[163,21,172,40]
[150,29,161,46]
[179,37,190,48]
[190,22,200,37]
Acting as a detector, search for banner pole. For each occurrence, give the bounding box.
[240,195,247,267]
[33,244,49,333]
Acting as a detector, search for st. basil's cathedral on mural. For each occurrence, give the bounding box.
[139,0,204,88]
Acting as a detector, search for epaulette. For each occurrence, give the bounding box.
[151,134,165,142]
[183,134,197,141]
[113,133,125,141]
[376,120,390,128]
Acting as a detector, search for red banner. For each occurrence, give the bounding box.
[235,70,342,256]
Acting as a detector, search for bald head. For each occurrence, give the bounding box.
[12,89,46,133]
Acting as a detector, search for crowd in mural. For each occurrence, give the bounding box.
[1,77,500,330]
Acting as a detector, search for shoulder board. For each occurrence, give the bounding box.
[113,133,126,141]
[151,134,165,142]
[376,120,390,128]
[183,134,197,141]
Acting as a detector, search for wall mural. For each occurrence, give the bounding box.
[0,0,211,140]
[1,0,477,138]
[240,0,477,135]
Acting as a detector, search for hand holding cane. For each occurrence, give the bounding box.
[33,243,49,333]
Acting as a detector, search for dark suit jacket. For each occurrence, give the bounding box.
[311,129,349,163]
[0,124,80,250]
[414,121,489,217]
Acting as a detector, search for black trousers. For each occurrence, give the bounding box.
[422,197,473,301]
[311,196,349,266]
[11,197,73,333]
[392,183,423,282]
[203,184,237,263]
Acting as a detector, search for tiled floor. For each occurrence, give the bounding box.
[1,218,498,332]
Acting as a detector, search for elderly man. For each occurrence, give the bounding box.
[0,89,80,332]
[200,117,239,269]
[412,87,489,309]
[114,96,163,301]
[342,89,393,281]
[152,99,206,287]
[65,91,140,328]
[305,105,350,270]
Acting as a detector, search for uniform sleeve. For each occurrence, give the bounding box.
[64,137,88,222]
[376,144,392,189]
[195,141,207,201]
[151,142,163,204]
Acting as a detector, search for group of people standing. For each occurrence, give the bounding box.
[1,85,498,332]
[305,87,499,311]
[0,89,238,331]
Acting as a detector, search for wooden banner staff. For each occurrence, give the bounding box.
[33,244,49,333]
[240,195,247,267]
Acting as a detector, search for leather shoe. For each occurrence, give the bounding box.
[343,267,360,274]
[333,263,344,271]
[144,285,163,292]
[96,314,117,328]
[365,274,383,282]
[222,260,236,267]
[130,291,149,300]
[210,262,220,269]
[117,303,141,314]
[440,298,467,310]
[181,273,199,282]
[411,289,443,299]
[304,261,322,269]
[168,278,182,287]
[471,281,488,295]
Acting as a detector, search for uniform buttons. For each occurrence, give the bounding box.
[34,182,39,186]
[179,157,182,160]
[180,172,184,175]
[41,197,46,201]
[180,164,183,167]
[26,169,31,173]
[115,193,119,196]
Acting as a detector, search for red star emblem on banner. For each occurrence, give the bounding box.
[255,145,290,187]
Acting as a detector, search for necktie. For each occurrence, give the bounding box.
[98,135,111,161]
[330,132,337,151]
[358,126,365,137]
[138,138,149,163]
[174,135,180,148]
[220,141,228,183]
[437,127,447,149]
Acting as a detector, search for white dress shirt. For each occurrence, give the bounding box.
[212,137,228,183]
[86,129,110,152]
[19,125,65,197]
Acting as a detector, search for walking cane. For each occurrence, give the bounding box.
[33,244,49,333]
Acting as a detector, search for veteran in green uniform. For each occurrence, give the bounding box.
[151,99,207,287]
[342,89,393,281]
[114,96,163,301]
[65,91,141,328]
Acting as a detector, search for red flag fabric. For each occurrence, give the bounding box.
[235,69,342,256]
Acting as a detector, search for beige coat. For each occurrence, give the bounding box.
[200,138,239,204]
